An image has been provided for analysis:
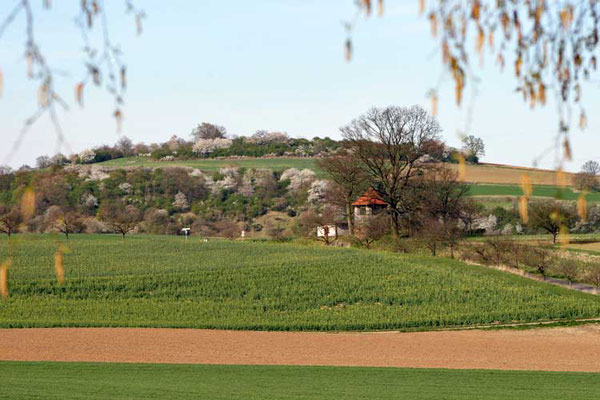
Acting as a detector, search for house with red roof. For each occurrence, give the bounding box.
[352,188,389,220]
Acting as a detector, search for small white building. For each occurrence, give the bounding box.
[317,224,338,239]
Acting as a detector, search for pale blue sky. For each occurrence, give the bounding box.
[1,1,599,170]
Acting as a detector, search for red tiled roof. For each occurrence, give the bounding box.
[352,188,388,206]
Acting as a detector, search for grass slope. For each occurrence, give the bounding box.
[99,157,324,176]
[2,362,600,400]
[1,235,599,330]
[468,184,600,202]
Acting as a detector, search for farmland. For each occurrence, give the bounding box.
[1,235,599,330]
[2,361,599,400]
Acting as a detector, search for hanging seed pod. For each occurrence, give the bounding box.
[0,259,11,299]
[563,138,572,161]
[518,196,529,223]
[430,92,438,116]
[579,112,587,130]
[75,82,84,107]
[21,188,35,221]
[345,38,352,62]
[558,224,570,245]
[114,109,123,133]
[457,153,466,181]
[429,13,437,37]
[55,248,65,285]
[520,174,532,198]
[120,66,127,90]
[577,194,587,223]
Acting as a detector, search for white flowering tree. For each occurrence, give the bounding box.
[307,180,330,205]
[173,191,190,211]
[192,138,232,156]
[280,168,316,194]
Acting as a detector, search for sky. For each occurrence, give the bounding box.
[0,0,599,170]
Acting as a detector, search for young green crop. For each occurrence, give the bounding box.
[3,362,600,400]
[1,234,599,331]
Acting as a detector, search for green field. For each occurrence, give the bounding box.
[1,361,599,400]
[99,156,324,176]
[468,184,600,202]
[1,235,599,330]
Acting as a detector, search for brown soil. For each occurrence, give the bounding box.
[2,325,600,372]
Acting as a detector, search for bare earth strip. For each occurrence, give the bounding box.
[2,326,600,372]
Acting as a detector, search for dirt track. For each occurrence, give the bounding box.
[2,325,600,372]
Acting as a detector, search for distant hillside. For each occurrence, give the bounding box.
[99,157,575,186]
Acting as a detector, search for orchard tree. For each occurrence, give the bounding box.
[47,206,84,240]
[528,201,576,243]
[0,206,22,238]
[99,202,141,238]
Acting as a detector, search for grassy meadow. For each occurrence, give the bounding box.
[1,235,599,331]
[2,361,599,400]
[99,156,325,177]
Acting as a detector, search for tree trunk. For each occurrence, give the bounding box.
[346,201,354,236]
[450,245,454,259]
[390,209,402,238]
[552,232,557,243]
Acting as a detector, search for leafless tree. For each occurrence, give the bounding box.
[459,198,484,235]
[299,206,339,245]
[461,135,485,162]
[528,201,577,243]
[317,151,367,235]
[422,165,470,225]
[116,136,134,157]
[191,123,227,140]
[585,262,600,292]
[47,206,84,239]
[342,105,441,237]
[353,213,388,249]
[574,172,599,192]
[555,257,579,286]
[99,202,141,238]
[582,160,600,176]
[529,247,553,279]
[213,219,241,240]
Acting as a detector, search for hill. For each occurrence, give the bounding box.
[1,235,598,331]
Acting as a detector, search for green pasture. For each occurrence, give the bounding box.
[1,235,599,330]
[99,156,324,176]
[468,184,600,202]
[1,362,599,400]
